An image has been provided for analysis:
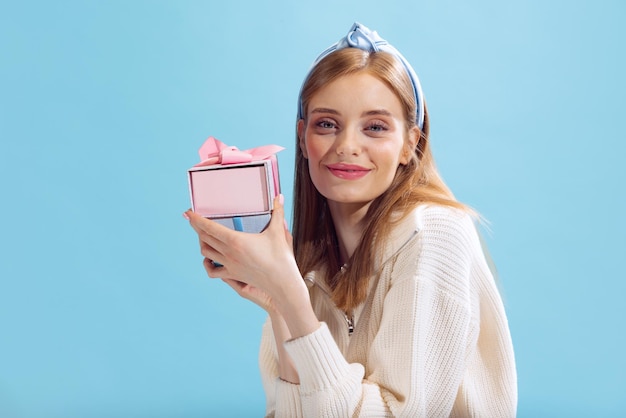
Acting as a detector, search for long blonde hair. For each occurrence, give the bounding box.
[293,48,468,312]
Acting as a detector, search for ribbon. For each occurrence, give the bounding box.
[193,136,284,199]
[194,136,284,167]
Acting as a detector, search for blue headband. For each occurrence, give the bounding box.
[297,22,425,130]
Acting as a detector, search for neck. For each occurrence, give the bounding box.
[327,200,371,264]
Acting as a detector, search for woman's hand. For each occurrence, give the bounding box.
[185,194,293,314]
[185,195,294,301]
[184,196,318,339]
[219,277,276,313]
[185,194,296,284]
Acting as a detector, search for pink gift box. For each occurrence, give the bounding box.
[187,137,283,233]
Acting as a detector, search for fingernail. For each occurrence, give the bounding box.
[279,194,284,205]
[182,211,190,220]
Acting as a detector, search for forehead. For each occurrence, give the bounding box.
[308,72,403,115]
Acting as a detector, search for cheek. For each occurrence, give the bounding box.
[304,141,331,188]
[378,141,406,168]
[304,139,330,163]
[377,150,405,182]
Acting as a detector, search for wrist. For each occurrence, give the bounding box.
[267,263,320,339]
[277,290,320,339]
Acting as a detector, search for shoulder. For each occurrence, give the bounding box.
[389,205,486,298]
[393,204,480,254]
[416,204,479,252]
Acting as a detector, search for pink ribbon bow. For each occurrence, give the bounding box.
[194,136,284,167]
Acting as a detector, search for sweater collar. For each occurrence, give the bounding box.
[378,205,425,268]
[304,205,425,293]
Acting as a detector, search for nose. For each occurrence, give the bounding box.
[335,127,361,156]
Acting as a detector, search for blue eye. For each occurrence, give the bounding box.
[366,122,388,132]
[316,119,336,129]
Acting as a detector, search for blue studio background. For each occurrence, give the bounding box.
[1,1,624,417]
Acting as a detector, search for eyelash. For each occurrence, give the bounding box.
[366,121,388,132]
[313,119,390,133]
[316,119,336,129]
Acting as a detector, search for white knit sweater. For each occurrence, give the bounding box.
[259,205,517,417]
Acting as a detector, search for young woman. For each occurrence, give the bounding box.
[186,23,517,417]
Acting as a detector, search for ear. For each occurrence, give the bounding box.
[297,119,308,159]
[400,126,420,165]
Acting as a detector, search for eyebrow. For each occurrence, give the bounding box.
[362,109,393,117]
[310,108,340,115]
[309,108,393,117]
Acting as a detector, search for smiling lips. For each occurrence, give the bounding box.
[326,163,371,180]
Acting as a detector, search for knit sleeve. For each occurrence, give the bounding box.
[284,323,367,416]
[259,318,303,418]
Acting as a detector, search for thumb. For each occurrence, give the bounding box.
[268,194,286,233]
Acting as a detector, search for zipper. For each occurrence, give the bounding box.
[304,228,419,337]
[339,266,354,335]
[344,312,354,335]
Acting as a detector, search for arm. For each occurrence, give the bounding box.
[270,313,299,384]
[260,315,304,418]
[185,197,318,416]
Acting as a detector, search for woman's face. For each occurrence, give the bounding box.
[299,72,417,207]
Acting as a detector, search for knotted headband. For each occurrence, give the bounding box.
[297,22,425,130]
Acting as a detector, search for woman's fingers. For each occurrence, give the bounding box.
[185,210,233,251]
[266,194,295,251]
[184,195,295,290]
[198,238,224,267]
[185,211,252,269]
[185,211,248,279]
[202,257,229,278]
[221,278,274,312]
[267,195,285,233]
[221,278,246,294]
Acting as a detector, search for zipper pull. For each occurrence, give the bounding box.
[344,313,354,336]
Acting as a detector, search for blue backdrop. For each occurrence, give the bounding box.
[1,1,624,417]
